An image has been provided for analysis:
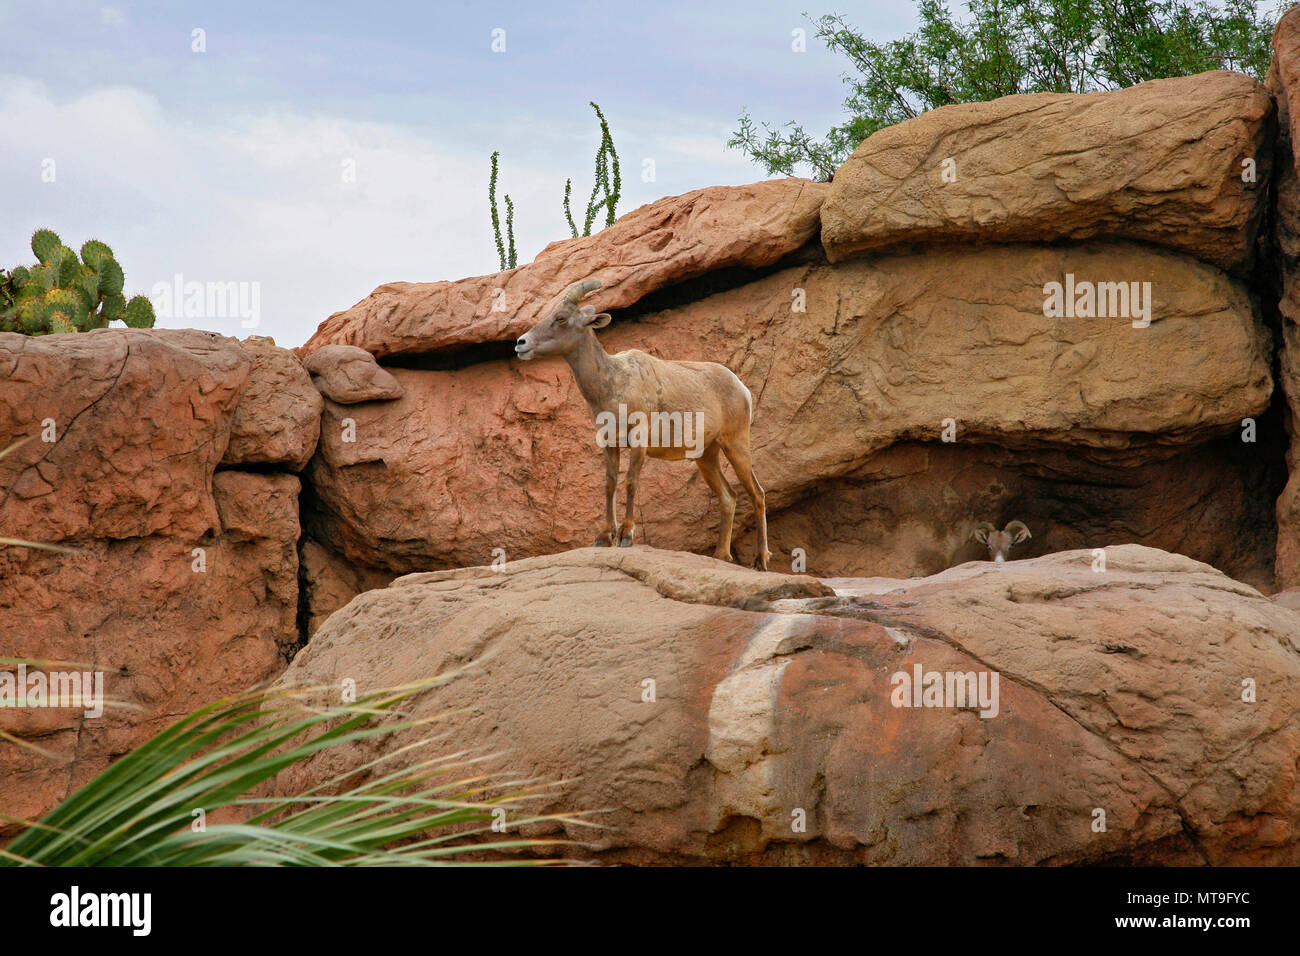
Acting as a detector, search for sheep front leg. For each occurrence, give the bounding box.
[618,445,646,546]
[595,445,619,547]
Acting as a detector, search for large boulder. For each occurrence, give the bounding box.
[273,545,1300,865]
[1268,6,1300,589]
[0,330,311,830]
[224,335,322,471]
[297,179,828,360]
[821,71,1273,274]
[304,243,1272,577]
[0,470,299,832]
[0,329,249,540]
[303,344,404,404]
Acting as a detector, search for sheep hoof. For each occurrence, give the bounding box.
[617,535,634,547]
[594,538,610,547]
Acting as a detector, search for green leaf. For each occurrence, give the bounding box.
[31,228,61,264]
[0,676,589,867]
[123,295,155,329]
[52,246,81,286]
[100,292,125,321]
[79,239,114,269]
[96,254,124,297]
[18,305,47,334]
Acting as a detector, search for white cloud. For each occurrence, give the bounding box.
[0,77,572,346]
[0,76,774,348]
[100,7,125,28]
[661,133,758,169]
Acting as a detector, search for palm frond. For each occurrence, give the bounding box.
[1,677,589,866]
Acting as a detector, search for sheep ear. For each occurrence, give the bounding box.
[576,305,610,328]
[1006,521,1032,543]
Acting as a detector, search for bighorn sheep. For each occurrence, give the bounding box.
[972,520,1032,562]
[515,279,771,570]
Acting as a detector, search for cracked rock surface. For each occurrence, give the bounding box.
[303,244,1272,581]
[272,544,1300,865]
[0,330,304,831]
[297,178,828,361]
[821,71,1273,273]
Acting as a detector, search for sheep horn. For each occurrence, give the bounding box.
[563,279,602,303]
[1004,520,1032,542]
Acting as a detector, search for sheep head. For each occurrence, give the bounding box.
[972,520,1032,562]
[515,279,611,360]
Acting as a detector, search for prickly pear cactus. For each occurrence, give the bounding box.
[0,228,156,336]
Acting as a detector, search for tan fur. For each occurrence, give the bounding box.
[972,520,1032,562]
[516,280,770,569]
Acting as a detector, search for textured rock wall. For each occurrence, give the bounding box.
[9,32,1300,861]
[1268,10,1300,588]
[301,242,1277,591]
[291,67,1285,606]
[273,545,1300,865]
[0,329,316,830]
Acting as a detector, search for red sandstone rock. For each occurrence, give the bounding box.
[297,179,828,360]
[0,330,305,831]
[1269,7,1300,589]
[303,243,1271,582]
[0,329,248,542]
[0,470,299,833]
[822,71,1273,273]
[273,545,1300,865]
[303,344,404,404]
[225,335,322,471]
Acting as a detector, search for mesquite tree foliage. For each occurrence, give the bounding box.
[731,0,1289,181]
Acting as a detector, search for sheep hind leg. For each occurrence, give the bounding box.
[617,445,647,546]
[595,445,619,547]
[720,436,770,571]
[694,444,736,562]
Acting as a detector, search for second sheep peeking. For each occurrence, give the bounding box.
[972,520,1032,562]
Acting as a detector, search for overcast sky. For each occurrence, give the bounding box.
[0,1,919,347]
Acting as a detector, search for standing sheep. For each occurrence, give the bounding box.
[515,279,771,570]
